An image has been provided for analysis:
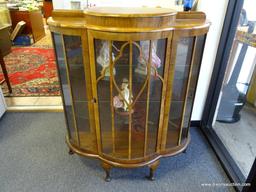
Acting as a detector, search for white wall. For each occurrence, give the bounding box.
[52,0,229,121]
[53,0,179,9]
[191,0,229,120]
[53,0,88,9]
[88,0,173,8]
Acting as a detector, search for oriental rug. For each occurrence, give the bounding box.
[0,47,60,96]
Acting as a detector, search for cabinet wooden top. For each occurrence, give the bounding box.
[84,7,177,17]
[48,7,210,33]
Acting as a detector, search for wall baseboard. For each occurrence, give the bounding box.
[190,121,201,128]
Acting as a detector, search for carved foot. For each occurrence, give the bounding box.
[102,162,112,182]
[68,148,74,155]
[105,171,111,182]
[183,149,187,154]
[146,168,155,181]
[146,160,160,181]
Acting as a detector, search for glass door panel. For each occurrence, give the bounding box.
[212,0,256,178]
[94,39,166,159]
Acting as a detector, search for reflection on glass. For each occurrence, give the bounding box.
[95,39,166,159]
[166,37,194,148]
[212,0,256,177]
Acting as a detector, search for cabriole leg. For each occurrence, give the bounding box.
[146,160,160,181]
[68,148,74,155]
[102,162,112,182]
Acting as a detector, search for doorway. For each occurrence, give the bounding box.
[202,0,256,191]
[0,2,62,111]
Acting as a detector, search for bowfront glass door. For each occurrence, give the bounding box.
[89,31,168,160]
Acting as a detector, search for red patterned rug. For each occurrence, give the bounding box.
[0,47,60,96]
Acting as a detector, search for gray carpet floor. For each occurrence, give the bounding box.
[0,112,235,192]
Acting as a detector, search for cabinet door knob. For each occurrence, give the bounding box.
[91,98,97,103]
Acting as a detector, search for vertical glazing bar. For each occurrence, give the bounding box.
[128,41,133,159]
[158,32,175,152]
[178,37,197,145]
[61,35,80,146]
[144,41,153,157]
[81,32,96,136]
[87,31,102,154]
[109,41,116,155]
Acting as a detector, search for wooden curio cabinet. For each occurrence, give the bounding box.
[48,7,210,181]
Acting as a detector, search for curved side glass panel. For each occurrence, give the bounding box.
[181,35,206,143]
[53,33,95,151]
[52,33,76,143]
[166,37,194,148]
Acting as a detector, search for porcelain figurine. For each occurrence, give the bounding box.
[96,41,116,77]
[135,41,161,76]
[113,78,133,111]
